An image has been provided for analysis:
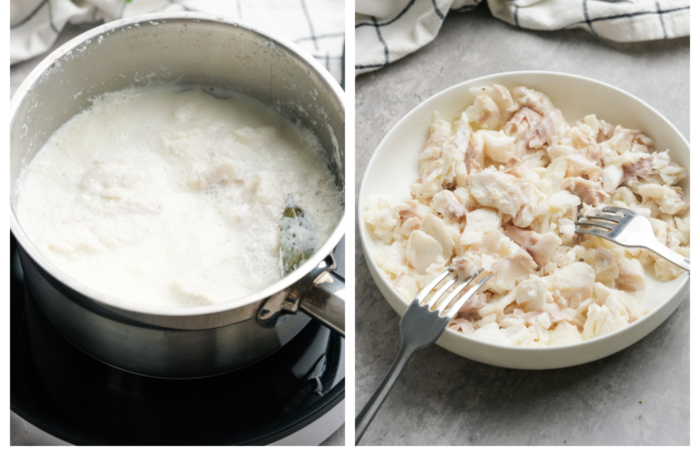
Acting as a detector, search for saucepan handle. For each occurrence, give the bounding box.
[299,270,345,336]
[257,254,345,337]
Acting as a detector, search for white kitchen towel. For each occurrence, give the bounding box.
[356,0,689,76]
[10,0,345,85]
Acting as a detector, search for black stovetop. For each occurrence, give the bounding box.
[10,235,344,445]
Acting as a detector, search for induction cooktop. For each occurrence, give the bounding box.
[10,235,345,445]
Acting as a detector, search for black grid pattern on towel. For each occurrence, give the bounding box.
[356,0,688,73]
[11,0,57,32]
[560,3,690,33]
[356,0,417,29]
[355,0,485,71]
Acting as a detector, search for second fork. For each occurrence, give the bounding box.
[355,268,492,444]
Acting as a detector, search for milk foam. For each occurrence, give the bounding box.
[16,86,343,308]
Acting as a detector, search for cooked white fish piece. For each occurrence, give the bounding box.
[593,282,643,322]
[470,85,518,119]
[420,213,454,259]
[515,275,553,311]
[615,257,646,293]
[526,109,562,149]
[593,247,619,284]
[466,95,502,130]
[504,106,542,137]
[511,86,556,116]
[406,230,444,274]
[451,254,481,279]
[561,177,607,207]
[488,249,537,294]
[548,321,584,346]
[583,296,629,340]
[467,168,527,217]
[461,208,500,246]
[480,230,521,258]
[504,224,562,269]
[545,262,595,308]
[478,130,516,163]
[637,183,688,215]
[431,190,468,222]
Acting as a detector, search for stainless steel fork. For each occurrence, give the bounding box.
[355,268,492,444]
[575,206,690,271]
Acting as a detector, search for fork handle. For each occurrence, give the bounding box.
[355,342,416,444]
[645,241,690,272]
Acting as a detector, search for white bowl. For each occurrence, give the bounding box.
[358,71,689,370]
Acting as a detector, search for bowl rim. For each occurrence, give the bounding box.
[358,70,690,352]
[9,11,346,319]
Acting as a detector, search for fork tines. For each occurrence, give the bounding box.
[574,206,635,238]
[418,268,492,319]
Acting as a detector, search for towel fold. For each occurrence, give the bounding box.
[356,0,689,76]
[11,0,345,84]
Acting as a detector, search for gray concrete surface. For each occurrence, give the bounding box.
[355,4,689,446]
[11,24,345,448]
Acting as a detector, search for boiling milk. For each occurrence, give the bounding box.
[16,86,343,307]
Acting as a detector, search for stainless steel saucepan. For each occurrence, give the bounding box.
[10,12,345,379]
